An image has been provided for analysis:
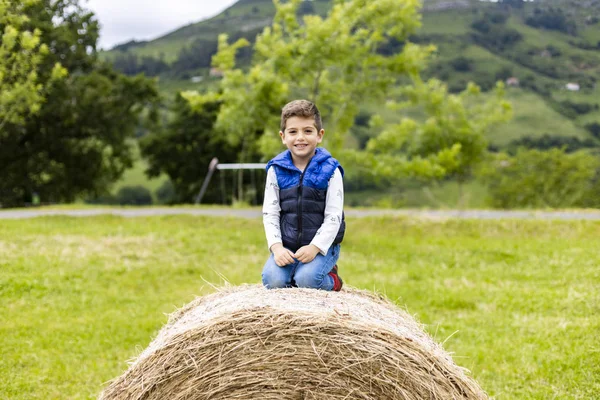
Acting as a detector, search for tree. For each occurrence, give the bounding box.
[345,80,510,190]
[183,0,510,188]
[140,95,246,203]
[184,0,429,148]
[0,0,66,129]
[0,0,159,207]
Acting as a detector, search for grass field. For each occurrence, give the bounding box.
[1,214,599,399]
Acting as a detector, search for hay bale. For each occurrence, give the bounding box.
[100,285,488,400]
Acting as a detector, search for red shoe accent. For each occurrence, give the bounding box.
[328,265,343,291]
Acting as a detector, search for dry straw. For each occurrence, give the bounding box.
[100,285,488,400]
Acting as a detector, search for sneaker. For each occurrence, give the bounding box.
[328,265,343,291]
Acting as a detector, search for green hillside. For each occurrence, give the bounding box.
[107,0,275,63]
[98,1,600,159]
[101,0,600,150]
[102,0,331,62]
[418,1,600,146]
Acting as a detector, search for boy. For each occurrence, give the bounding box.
[261,100,345,291]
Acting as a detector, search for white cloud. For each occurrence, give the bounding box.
[84,0,238,49]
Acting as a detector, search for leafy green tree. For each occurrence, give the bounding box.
[0,0,159,207]
[350,80,510,185]
[183,0,510,187]
[0,0,66,128]
[184,0,429,154]
[140,95,245,203]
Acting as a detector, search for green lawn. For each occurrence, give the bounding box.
[1,214,598,399]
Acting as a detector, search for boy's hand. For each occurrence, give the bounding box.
[294,245,320,264]
[271,243,296,267]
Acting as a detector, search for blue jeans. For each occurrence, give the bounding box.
[262,244,340,290]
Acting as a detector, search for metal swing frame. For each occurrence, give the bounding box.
[195,157,267,204]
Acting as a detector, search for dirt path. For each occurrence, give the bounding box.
[1,207,600,220]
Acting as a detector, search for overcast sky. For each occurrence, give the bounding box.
[85,0,238,50]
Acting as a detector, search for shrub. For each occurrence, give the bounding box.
[116,186,153,206]
[155,181,176,205]
[450,56,473,72]
[560,100,598,116]
[580,158,600,208]
[585,122,600,139]
[495,66,513,82]
[471,10,508,33]
[471,26,522,51]
[470,71,498,91]
[525,7,577,35]
[545,45,562,57]
[471,19,491,33]
[478,149,599,208]
[488,11,509,24]
[85,193,117,205]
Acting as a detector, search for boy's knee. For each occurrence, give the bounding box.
[294,269,324,289]
[262,271,288,289]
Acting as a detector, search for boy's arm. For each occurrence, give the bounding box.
[263,167,283,251]
[310,168,344,256]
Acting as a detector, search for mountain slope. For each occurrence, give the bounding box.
[102,0,600,148]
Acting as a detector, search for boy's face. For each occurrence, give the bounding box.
[280,116,324,163]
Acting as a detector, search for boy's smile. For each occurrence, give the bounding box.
[280,116,324,166]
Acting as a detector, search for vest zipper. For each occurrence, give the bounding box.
[297,157,313,250]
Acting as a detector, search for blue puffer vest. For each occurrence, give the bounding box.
[266,148,345,252]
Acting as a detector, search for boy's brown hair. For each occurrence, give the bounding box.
[280,100,323,132]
